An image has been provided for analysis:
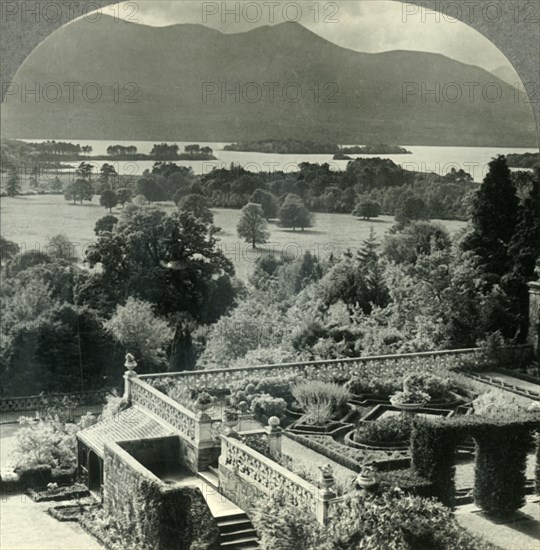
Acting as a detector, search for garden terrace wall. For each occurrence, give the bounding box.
[219,431,339,524]
[103,440,219,550]
[0,388,113,414]
[140,346,532,393]
[129,378,218,471]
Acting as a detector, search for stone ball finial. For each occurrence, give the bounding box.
[268,416,281,429]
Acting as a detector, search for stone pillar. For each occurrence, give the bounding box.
[528,281,540,358]
[122,353,138,405]
[316,464,336,525]
[265,416,282,456]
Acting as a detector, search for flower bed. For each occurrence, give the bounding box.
[28,482,89,502]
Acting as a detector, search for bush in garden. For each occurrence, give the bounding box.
[12,416,80,471]
[411,420,462,507]
[472,389,529,418]
[473,422,533,517]
[354,416,413,445]
[250,394,287,419]
[292,380,350,425]
[253,489,495,550]
[255,375,299,402]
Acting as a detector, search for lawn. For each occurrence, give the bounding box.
[0,195,467,281]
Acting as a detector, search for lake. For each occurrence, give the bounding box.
[23,140,538,182]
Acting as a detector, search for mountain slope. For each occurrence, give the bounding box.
[1,17,536,146]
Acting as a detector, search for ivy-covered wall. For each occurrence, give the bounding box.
[103,439,219,550]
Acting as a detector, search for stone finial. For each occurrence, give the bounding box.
[319,464,336,499]
[267,416,281,432]
[124,353,137,374]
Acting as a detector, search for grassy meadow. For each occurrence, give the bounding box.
[0,195,467,281]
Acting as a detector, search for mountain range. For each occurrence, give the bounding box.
[1,16,537,147]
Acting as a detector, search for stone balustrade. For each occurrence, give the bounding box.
[219,431,340,524]
[139,346,532,392]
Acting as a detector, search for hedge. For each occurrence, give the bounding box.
[411,415,539,517]
[411,421,463,507]
[473,423,533,517]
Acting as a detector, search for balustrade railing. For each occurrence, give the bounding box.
[140,346,532,392]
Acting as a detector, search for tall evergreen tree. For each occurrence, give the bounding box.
[6,169,21,197]
[462,156,519,280]
[504,169,540,337]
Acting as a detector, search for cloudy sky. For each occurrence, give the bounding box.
[96,0,516,73]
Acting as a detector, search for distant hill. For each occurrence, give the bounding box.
[491,64,521,87]
[1,16,537,147]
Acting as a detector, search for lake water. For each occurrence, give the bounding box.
[23,139,538,182]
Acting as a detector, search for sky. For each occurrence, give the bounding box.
[92,0,518,73]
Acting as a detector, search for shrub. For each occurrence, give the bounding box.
[255,375,298,402]
[250,394,287,419]
[473,422,533,517]
[15,464,52,488]
[12,416,79,470]
[411,420,462,507]
[253,490,495,550]
[292,380,350,425]
[354,416,413,445]
[472,389,530,419]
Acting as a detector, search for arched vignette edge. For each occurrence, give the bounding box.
[0,0,538,150]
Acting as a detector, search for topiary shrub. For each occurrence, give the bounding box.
[411,420,462,507]
[354,416,413,446]
[473,422,533,517]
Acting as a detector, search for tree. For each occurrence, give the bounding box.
[505,168,540,337]
[105,298,173,372]
[64,178,93,205]
[6,168,21,197]
[462,156,519,280]
[178,194,214,224]
[394,193,428,228]
[169,320,196,372]
[100,190,118,212]
[116,187,132,207]
[84,208,235,318]
[45,234,78,262]
[94,215,119,235]
[51,177,63,192]
[0,237,19,264]
[278,194,313,231]
[250,189,279,219]
[353,199,381,220]
[98,163,117,190]
[137,176,167,202]
[237,203,269,248]
[76,162,93,182]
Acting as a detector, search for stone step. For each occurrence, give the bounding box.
[220,528,258,542]
[217,518,253,534]
[220,535,259,548]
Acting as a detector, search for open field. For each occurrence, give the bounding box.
[0,195,467,280]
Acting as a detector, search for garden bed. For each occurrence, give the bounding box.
[344,429,410,451]
[47,501,99,522]
[28,483,89,502]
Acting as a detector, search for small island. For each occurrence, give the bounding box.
[223,139,411,156]
[506,152,539,169]
[6,140,217,162]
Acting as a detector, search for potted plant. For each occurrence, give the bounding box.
[390,389,430,410]
[194,391,214,413]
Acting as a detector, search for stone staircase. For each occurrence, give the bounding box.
[216,512,259,548]
[198,466,260,549]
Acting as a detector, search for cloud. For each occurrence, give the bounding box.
[106,0,514,72]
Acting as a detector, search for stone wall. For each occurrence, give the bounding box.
[103,439,219,550]
[529,282,540,358]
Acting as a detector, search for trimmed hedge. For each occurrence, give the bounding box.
[411,415,539,516]
[473,423,533,517]
[411,420,462,507]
